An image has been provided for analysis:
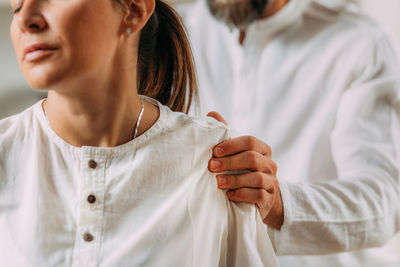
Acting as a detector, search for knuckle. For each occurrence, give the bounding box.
[256,189,267,203]
[253,172,265,187]
[265,144,272,156]
[265,159,278,174]
[265,177,276,193]
[271,161,278,174]
[246,136,258,150]
[247,151,260,167]
[234,189,246,199]
[259,191,274,209]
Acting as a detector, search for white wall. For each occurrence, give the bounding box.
[0,10,25,87]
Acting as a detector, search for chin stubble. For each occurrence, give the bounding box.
[206,0,271,30]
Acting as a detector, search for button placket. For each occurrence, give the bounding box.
[231,44,244,126]
[88,159,97,169]
[232,45,256,133]
[232,75,253,132]
[83,232,94,242]
[87,194,96,204]
[87,159,98,207]
[71,150,106,267]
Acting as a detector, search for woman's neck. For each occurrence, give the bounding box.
[44,80,159,148]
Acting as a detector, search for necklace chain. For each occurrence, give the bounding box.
[134,100,145,139]
[42,98,145,140]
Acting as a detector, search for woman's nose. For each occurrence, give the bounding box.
[17,1,48,33]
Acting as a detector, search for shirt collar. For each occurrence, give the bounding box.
[242,0,313,46]
[312,0,357,11]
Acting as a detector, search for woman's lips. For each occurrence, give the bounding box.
[24,43,58,62]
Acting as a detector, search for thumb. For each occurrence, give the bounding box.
[207,111,228,125]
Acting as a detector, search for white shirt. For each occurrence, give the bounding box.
[0,98,278,267]
[180,0,400,266]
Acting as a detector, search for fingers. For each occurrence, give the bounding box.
[226,188,275,211]
[217,172,276,192]
[223,181,283,228]
[207,111,228,125]
[213,136,272,158]
[209,151,278,174]
[227,186,284,230]
[209,134,283,228]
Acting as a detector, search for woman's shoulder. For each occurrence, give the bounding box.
[139,97,232,149]
[0,102,41,142]
[162,106,232,144]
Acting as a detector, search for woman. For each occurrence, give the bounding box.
[0,0,278,266]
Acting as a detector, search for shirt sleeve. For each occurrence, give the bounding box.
[226,202,279,267]
[268,31,400,255]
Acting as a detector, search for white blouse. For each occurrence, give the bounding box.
[0,98,278,267]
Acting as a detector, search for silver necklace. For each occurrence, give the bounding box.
[42,99,145,140]
[134,99,145,139]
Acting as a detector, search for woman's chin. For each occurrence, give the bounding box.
[27,78,56,91]
[24,69,66,91]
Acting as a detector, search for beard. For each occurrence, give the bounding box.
[206,0,271,30]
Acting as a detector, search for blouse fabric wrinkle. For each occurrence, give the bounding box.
[179,0,400,266]
[0,97,278,267]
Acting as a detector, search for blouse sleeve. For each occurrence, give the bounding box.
[226,201,279,267]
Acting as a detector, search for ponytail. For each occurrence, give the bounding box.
[137,0,198,114]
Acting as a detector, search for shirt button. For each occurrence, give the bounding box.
[83,233,94,242]
[88,160,97,169]
[87,195,96,204]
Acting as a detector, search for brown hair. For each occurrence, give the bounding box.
[136,0,198,114]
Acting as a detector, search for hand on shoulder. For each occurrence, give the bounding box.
[207,112,284,230]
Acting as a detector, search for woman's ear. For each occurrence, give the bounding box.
[124,0,155,33]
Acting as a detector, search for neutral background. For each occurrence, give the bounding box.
[0,0,46,118]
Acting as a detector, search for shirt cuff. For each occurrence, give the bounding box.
[267,181,294,255]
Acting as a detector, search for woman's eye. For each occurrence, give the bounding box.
[13,6,22,14]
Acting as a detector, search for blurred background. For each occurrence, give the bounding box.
[0,0,46,119]
[1,0,400,119]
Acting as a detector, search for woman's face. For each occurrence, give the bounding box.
[10,0,125,90]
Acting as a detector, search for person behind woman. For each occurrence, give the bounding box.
[0,0,278,266]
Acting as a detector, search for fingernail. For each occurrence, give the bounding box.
[218,176,227,186]
[214,146,224,156]
[210,159,221,170]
